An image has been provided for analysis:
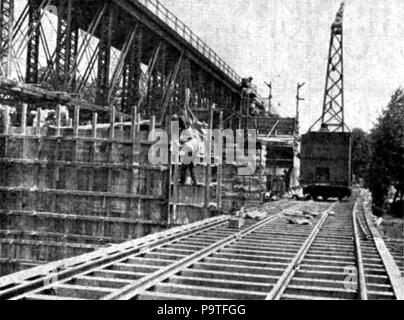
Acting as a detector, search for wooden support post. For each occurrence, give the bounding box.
[260,147,264,203]
[245,93,250,131]
[89,112,98,192]
[106,105,116,232]
[2,106,10,159]
[21,104,27,135]
[73,106,80,190]
[55,105,61,136]
[172,162,179,222]
[92,112,98,139]
[217,111,223,211]
[137,113,141,133]
[168,116,180,224]
[109,105,116,140]
[204,105,214,218]
[106,106,116,216]
[35,107,42,211]
[73,106,80,137]
[131,106,137,142]
[119,115,124,134]
[21,104,28,158]
[2,106,10,135]
[150,115,156,141]
[53,105,61,208]
[166,116,172,226]
[36,108,41,135]
[129,106,137,217]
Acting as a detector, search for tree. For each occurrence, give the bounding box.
[369,88,404,216]
[351,128,370,186]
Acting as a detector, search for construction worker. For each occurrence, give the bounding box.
[171,112,197,186]
[284,168,292,194]
[240,77,253,90]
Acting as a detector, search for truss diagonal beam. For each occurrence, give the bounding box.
[319,2,346,132]
[96,5,114,106]
[0,0,15,77]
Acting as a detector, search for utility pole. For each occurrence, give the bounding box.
[296,82,305,134]
[265,81,272,113]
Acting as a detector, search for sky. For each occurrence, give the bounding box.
[158,0,404,132]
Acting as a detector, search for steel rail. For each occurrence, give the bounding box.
[265,201,338,300]
[102,203,303,300]
[1,200,292,300]
[352,199,368,300]
[0,214,230,299]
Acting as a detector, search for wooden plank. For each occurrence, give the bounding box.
[0,78,132,119]
[91,270,147,281]
[138,291,218,300]
[362,193,404,300]
[0,210,165,226]
[0,186,165,200]
[152,282,266,300]
[169,275,273,292]
[0,239,97,250]
[71,275,131,289]
[181,268,278,284]
[0,133,157,146]
[0,158,166,171]
[40,283,112,300]
[25,293,86,301]
[0,229,126,244]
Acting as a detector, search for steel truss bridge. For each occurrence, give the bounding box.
[0,0,266,126]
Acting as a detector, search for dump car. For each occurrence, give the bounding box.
[300,132,352,200]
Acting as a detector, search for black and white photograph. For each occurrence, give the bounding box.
[0,0,403,305]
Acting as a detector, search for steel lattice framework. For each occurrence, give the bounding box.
[311,3,349,132]
[0,0,14,77]
[0,0,265,126]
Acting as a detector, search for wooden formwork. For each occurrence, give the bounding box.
[0,105,223,276]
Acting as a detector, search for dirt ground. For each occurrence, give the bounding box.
[378,215,404,240]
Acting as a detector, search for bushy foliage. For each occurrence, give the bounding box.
[369,88,404,215]
[351,128,370,186]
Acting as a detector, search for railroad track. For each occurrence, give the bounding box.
[0,193,402,300]
[271,192,403,300]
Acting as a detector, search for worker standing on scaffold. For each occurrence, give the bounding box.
[171,111,198,186]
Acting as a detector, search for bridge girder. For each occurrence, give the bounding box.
[0,0,250,126]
